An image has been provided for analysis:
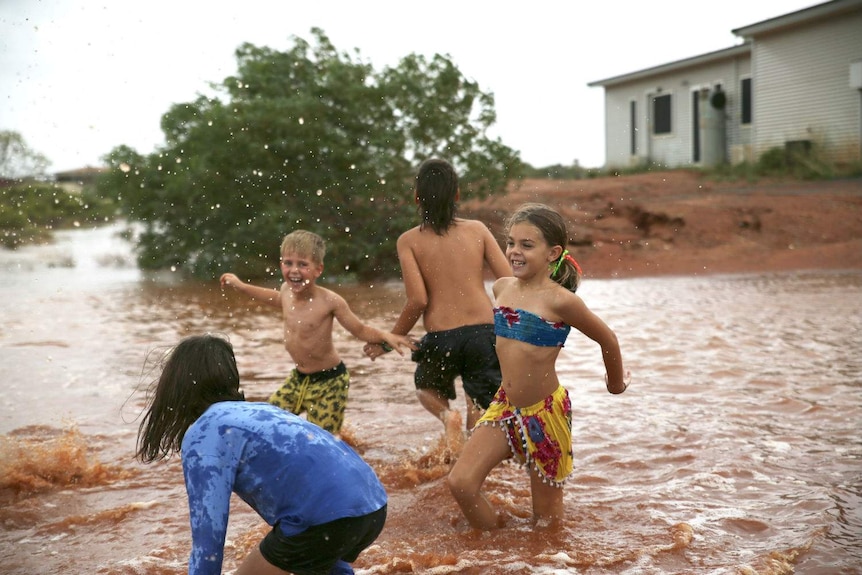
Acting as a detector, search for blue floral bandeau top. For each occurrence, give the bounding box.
[493,306,571,347]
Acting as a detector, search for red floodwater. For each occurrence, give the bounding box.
[1,224,860,574]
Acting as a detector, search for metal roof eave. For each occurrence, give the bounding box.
[732,0,862,39]
[587,43,750,89]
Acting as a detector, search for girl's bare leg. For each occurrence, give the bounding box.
[447,425,511,530]
[529,469,565,526]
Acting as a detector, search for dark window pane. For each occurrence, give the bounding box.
[653,94,671,134]
[741,78,752,125]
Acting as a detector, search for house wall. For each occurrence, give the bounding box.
[751,10,862,163]
[602,55,750,169]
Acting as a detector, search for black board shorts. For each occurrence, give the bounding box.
[411,323,501,409]
[259,505,387,574]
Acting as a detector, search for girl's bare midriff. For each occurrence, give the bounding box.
[495,337,561,407]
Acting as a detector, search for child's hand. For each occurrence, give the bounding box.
[605,371,631,394]
[389,334,418,356]
[220,273,240,289]
[363,342,387,361]
[369,334,418,359]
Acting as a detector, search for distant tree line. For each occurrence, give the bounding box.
[0,130,113,247]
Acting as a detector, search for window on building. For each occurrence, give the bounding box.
[630,100,637,155]
[741,77,752,125]
[653,94,671,134]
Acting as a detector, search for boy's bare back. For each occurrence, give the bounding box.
[397,218,510,333]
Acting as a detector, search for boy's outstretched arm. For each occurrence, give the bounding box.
[331,294,416,356]
[219,273,281,308]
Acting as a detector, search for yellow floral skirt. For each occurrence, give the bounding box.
[476,385,573,487]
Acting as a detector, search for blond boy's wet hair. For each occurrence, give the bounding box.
[280,230,326,264]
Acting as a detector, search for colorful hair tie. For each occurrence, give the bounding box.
[565,253,583,275]
[551,249,583,276]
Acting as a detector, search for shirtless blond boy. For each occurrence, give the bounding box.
[365,158,511,436]
[220,230,413,434]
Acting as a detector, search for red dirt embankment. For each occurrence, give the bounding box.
[461,170,862,278]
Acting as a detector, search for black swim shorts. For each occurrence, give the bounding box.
[259,505,387,575]
[411,323,501,410]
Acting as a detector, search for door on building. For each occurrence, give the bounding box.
[692,90,701,164]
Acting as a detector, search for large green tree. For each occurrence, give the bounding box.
[99,29,520,280]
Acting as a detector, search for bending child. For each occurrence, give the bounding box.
[448,202,630,530]
[221,230,413,434]
[136,334,387,575]
[364,158,511,437]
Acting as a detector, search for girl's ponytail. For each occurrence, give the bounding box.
[551,249,582,293]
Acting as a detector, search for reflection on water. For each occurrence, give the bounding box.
[1,224,860,574]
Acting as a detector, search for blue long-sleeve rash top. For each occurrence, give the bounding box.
[180,401,388,575]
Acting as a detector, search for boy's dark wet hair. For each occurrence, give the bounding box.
[415,158,459,235]
[136,334,244,463]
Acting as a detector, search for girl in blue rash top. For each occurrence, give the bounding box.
[136,334,387,575]
[448,203,630,531]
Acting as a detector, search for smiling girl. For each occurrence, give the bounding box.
[448,203,630,530]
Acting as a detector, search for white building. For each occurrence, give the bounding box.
[588,0,862,169]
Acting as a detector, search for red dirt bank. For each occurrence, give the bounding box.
[461,170,862,279]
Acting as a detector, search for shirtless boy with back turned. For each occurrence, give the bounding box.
[365,158,511,437]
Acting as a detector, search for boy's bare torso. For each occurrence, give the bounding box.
[279,284,342,373]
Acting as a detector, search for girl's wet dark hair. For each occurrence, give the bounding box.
[506,203,581,293]
[136,334,244,463]
[415,158,459,235]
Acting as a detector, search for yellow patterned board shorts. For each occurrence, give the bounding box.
[476,385,573,487]
[269,362,350,434]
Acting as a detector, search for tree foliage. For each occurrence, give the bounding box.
[0,181,113,248]
[0,131,51,180]
[99,29,520,280]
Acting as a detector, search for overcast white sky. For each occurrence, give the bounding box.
[1,0,822,173]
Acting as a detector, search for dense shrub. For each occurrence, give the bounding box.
[0,182,115,248]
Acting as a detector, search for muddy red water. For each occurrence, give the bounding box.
[1,223,860,574]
